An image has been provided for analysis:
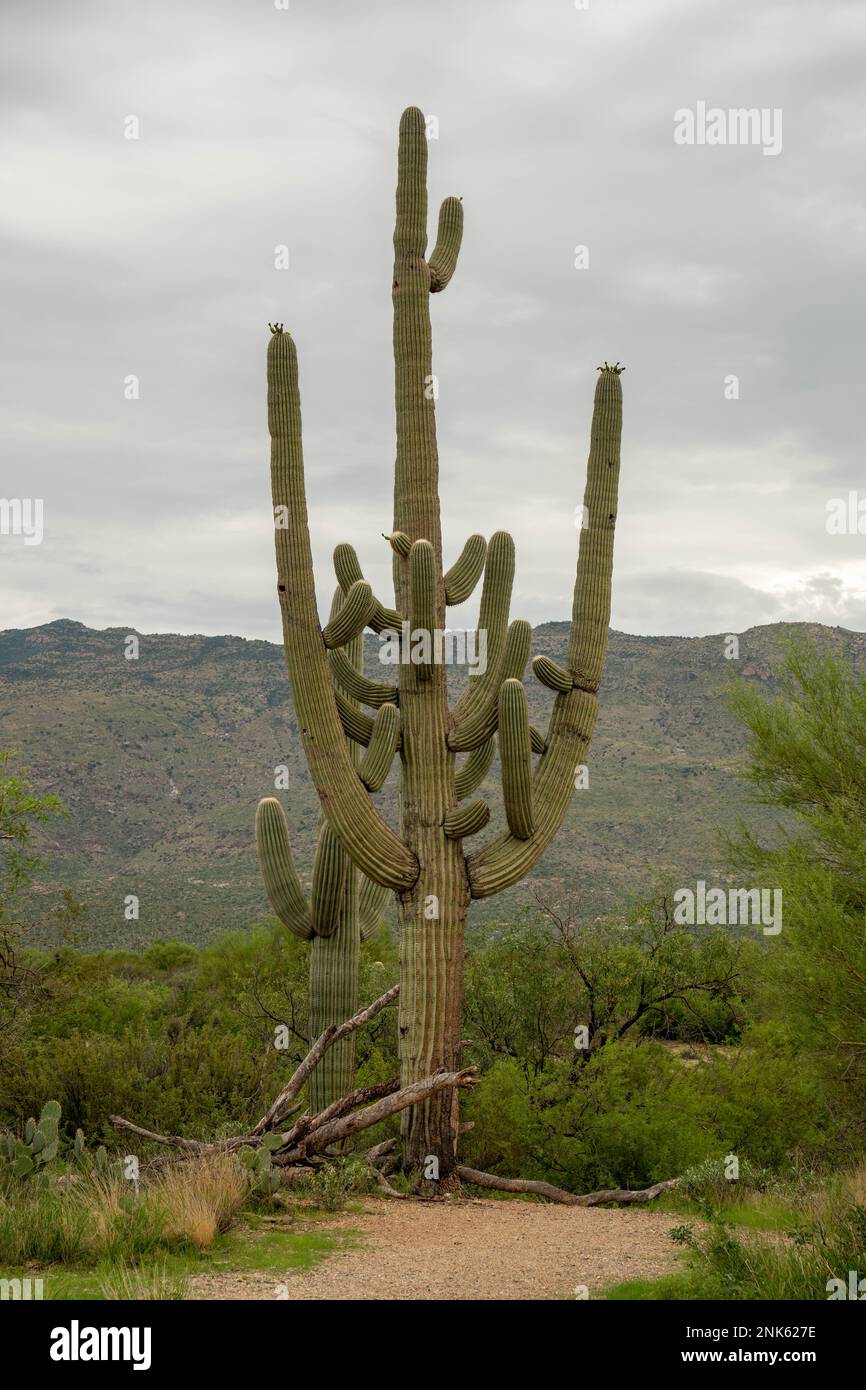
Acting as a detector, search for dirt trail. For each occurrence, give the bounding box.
[189,1197,681,1301]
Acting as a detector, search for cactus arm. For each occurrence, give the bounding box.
[321,580,375,649]
[329,647,398,708]
[448,618,531,752]
[449,530,515,728]
[428,196,464,293]
[359,703,401,791]
[530,725,548,755]
[267,328,417,891]
[255,797,314,939]
[498,679,534,839]
[443,798,490,840]
[454,737,495,800]
[384,530,411,557]
[409,540,436,681]
[466,366,623,898]
[359,877,389,942]
[532,654,573,693]
[334,689,375,746]
[444,533,487,605]
[333,543,401,633]
[310,823,348,938]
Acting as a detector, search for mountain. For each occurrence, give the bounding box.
[1,618,859,949]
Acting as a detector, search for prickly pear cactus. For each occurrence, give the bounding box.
[0,1099,62,1181]
[239,1138,282,1197]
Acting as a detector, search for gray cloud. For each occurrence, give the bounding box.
[2,0,865,639]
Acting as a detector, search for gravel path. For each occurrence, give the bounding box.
[189,1197,681,1301]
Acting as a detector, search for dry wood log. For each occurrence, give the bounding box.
[278,1077,400,1154]
[252,984,400,1135]
[456,1166,680,1206]
[284,1068,479,1161]
[365,1138,398,1166]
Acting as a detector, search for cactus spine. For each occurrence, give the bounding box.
[260,108,623,1181]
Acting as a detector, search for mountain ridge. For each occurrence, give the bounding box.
[2,617,861,949]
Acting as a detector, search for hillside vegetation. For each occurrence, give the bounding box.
[3,618,857,948]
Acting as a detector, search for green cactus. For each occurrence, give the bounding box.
[239,1141,281,1197]
[1,1100,63,1182]
[261,108,623,1181]
[257,589,388,1112]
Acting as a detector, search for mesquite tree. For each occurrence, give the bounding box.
[257,106,623,1180]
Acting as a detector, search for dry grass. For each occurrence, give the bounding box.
[159,1152,249,1249]
[843,1161,866,1208]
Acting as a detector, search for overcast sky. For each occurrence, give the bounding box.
[2,0,865,640]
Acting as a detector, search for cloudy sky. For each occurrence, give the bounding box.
[2,0,865,640]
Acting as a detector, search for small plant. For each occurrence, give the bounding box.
[0,1099,61,1185]
[98,1260,189,1301]
[680,1154,772,1206]
[239,1137,282,1200]
[307,1156,375,1212]
[669,1223,696,1246]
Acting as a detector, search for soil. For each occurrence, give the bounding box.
[188,1195,682,1301]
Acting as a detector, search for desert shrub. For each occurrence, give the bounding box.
[679,1154,773,1206]
[307,1157,375,1212]
[674,1198,866,1300]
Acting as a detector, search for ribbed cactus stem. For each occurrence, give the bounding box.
[409,539,436,681]
[267,331,416,891]
[532,654,573,693]
[498,679,534,839]
[444,534,487,605]
[449,618,531,751]
[454,737,496,800]
[310,823,348,937]
[443,798,490,839]
[568,366,623,689]
[359,703,401,791]
[334,542,401,632]
[466,367,623,898]
[256,798,313,940]
[308,868,360,1111]
[322,580,375,649]
[329,647,398,707]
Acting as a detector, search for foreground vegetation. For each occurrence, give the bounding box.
[2,632,866,1298]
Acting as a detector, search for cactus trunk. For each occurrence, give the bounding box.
[389,109,470,1180]
[308,868,360,1112]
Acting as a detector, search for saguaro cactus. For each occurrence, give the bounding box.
[260,107,623,1182]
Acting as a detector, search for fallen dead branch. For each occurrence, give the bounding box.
[251,984,400,1135]
[109,982,671,1204]
[111,984,477,1172]
[281,1070,479,1162]
[456,1166,680,1207]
